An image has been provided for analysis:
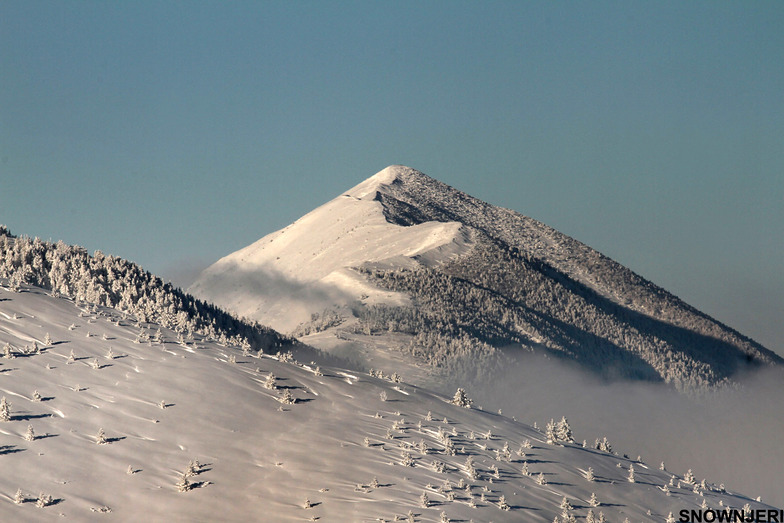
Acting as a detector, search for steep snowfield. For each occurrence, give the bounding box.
[190,167,474,333]
[2,283,772,522]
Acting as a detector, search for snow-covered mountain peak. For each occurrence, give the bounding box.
[192,166,780,392]
[345,165,431,200]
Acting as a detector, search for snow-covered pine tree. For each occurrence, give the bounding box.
[450,387,472,408]
[176,472,191,492]
[280,389,295,405]
[556,416,574,443]
[35,492,52,508]
[560,496,573,518]
[589,492,599,507]
[546,419,557,444]
[95,428,107,445]
[25,425,35,441]
[684,468,695,484]
[627,464,635,483]
[585,467,595,482]
[0,397,11,421]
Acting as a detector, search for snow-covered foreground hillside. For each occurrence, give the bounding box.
[1,283,773,522]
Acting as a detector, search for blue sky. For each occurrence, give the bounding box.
[1,1,782,353]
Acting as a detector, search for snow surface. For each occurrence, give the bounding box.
[1,283,773,521]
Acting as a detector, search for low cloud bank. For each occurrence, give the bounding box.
[457,350,784,508]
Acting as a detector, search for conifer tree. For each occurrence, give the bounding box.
[176,472,191,492]
[589,492,599,507]
[585,467,595,482]
[0,397,11,421]
[14,488,24,504]
[35,492,52,508]
[556,416,574,443]
[450,387,472,408]
[25,425,35,442]
[627,464,635,483]
[419,491,429,508]
[95,428,107,445]
[546,419,557,444]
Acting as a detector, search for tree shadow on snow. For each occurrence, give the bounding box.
[12,413,52,421]
[0,445,25,455]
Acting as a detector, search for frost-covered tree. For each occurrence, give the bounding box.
[176,472,191,492]
[684,468,695,484]
[264,374,276,390]
[35,492,52,508]
[627,464,635,483]
[464,455,479,480]
[450,387,472,408]
[546,419,557,444]
[44,333,53,346]
[32,390,42,402]
[589,492,599,507]
[556,416,574,443]
[586,510,596,523]
[419,491,430,508]
[535,472,547,485]
[498,494,510,511]
[280,389,295,405]
[95,428,107,445]
[14,488,24,504]
[3,343,13,359]
[560,496,573,517]
[25,425,35,442]
[0,397,11,421]
[400,451,415,467]
[665,512,676,523]
[585,467,595,482]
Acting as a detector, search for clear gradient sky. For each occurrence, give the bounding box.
[1,1,782,354]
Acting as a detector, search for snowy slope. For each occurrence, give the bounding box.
[2,282,773,522]
[191,166,780,390]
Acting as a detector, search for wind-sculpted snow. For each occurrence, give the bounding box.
[0,282,775,521]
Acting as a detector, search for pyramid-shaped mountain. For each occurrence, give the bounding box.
[191,166,780,391]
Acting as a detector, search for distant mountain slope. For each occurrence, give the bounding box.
[0,282,774,521]
[191,166,780,391]
[0,228,304,358]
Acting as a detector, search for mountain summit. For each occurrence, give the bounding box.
[191,166,780,391]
